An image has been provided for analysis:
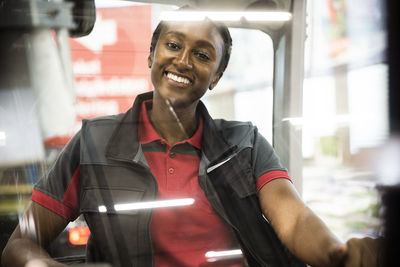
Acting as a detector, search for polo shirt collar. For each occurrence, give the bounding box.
[138,99,203,150]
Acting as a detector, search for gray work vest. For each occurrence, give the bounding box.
[79,92,306,267]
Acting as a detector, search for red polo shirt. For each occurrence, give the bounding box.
[138,100,241,266]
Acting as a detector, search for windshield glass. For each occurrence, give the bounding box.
[0,0,389,266]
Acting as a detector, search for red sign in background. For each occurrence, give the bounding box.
[45,5,152,146]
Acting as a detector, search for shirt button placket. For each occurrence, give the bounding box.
[167,148,175,175]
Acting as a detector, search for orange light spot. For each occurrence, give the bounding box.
[69,226,90,245]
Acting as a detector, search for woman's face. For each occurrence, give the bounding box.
[148,21,224,109]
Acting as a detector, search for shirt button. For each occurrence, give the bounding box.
[168,168,174,174]
[169,152,175,158]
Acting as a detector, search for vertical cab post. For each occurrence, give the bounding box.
[272,0,307,195]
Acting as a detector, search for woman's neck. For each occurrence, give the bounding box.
[148,98,198,145]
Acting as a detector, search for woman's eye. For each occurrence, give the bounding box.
[167,42,180,50]
[194,51,210,61]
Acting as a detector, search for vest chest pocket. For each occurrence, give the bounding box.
[209,155,257,198]
[80,187,145,214]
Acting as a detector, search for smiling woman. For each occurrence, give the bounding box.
[148,21,226,129]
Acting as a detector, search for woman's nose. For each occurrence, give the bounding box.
[174,49,193,70]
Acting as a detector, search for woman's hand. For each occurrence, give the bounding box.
[328,237,382,267]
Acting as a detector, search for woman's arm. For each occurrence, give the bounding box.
[259,179,382,266]
[259,178,348,266]
[1,202,69,267]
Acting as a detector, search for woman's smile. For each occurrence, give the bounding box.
[165,71,193,87]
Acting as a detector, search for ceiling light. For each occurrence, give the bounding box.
[160,11,292,22]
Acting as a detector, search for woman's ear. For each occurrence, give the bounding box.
[209,72,223,90]
[148,47,154,68]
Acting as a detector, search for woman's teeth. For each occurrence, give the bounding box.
[167,72,190,84]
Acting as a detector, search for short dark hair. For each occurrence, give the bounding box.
[150,20,232,73]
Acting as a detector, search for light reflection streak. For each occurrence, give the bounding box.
[19,209,38,241]
[0,131,6,146]
[282,114,352,126]
[205,249,243,262]
[98,198,195,212]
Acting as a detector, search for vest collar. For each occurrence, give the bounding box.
[105,92,152,164]
[197,101,237,165]
[105,91,236,165]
